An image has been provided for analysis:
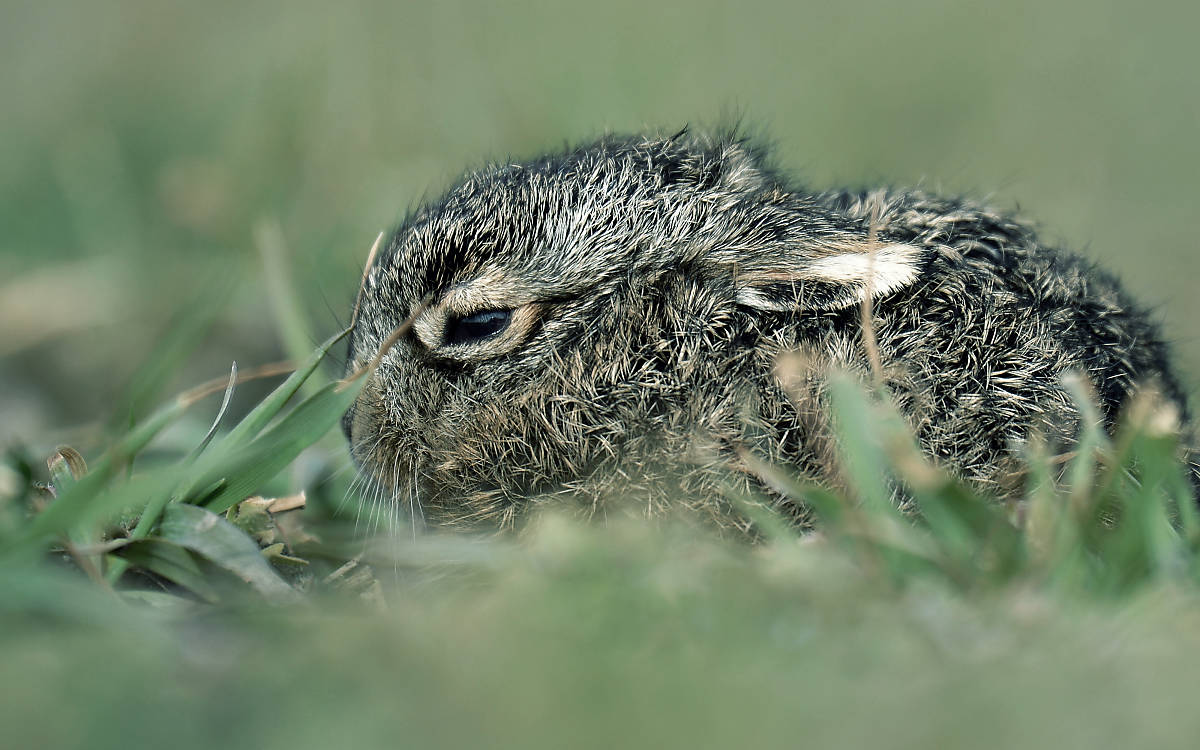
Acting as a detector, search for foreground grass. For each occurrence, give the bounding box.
[4,521,1200,750]
[3,330,1200,749]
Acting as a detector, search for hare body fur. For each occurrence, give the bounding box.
[343,131,1191,531]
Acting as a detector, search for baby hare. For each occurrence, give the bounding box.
[343,130,1192,531]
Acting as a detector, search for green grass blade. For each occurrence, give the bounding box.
[186,361,238,460]
[114,538,220,603]
[157,503,297,602]
[256,218,323,395]
[1062,374,1107,514]
[827,372,894,515]
[195,378,363,514]
[220,326,351,450]
[7,397,190,558]
[106,342,358,581]
[98,333,355,582]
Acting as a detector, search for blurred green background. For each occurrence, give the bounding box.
[2,0,1198,449]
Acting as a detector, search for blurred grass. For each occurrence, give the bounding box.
[7,530,1200,750]
[3,2,1200,748]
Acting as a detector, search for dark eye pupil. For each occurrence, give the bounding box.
[446,309,512,345]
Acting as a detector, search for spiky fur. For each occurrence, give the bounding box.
[343,130,1192,532]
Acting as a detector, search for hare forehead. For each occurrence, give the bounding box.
[403,188,683,282]
[377,139,767,306]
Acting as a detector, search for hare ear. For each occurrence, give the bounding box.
[734,243,927,312]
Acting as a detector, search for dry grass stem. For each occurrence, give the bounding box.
[350,232,385,330]
[179,360,295,406]
[339,295,432,391]
[859,198,886,386]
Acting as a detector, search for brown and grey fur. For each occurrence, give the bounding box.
[343,129,1193,532]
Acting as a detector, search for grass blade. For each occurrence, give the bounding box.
[194,378,363,514]
[827,372,894,514]
[158,503,297,602]
[221,326,351,450]
[8,397,190,558]
[114,538,220,603]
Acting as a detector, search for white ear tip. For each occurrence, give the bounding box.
[733,243,926,312]
[806,244,924,296]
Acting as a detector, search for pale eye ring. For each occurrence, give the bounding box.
[445,309,512,345]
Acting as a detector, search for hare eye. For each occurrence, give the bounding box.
[445,309,512,345]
